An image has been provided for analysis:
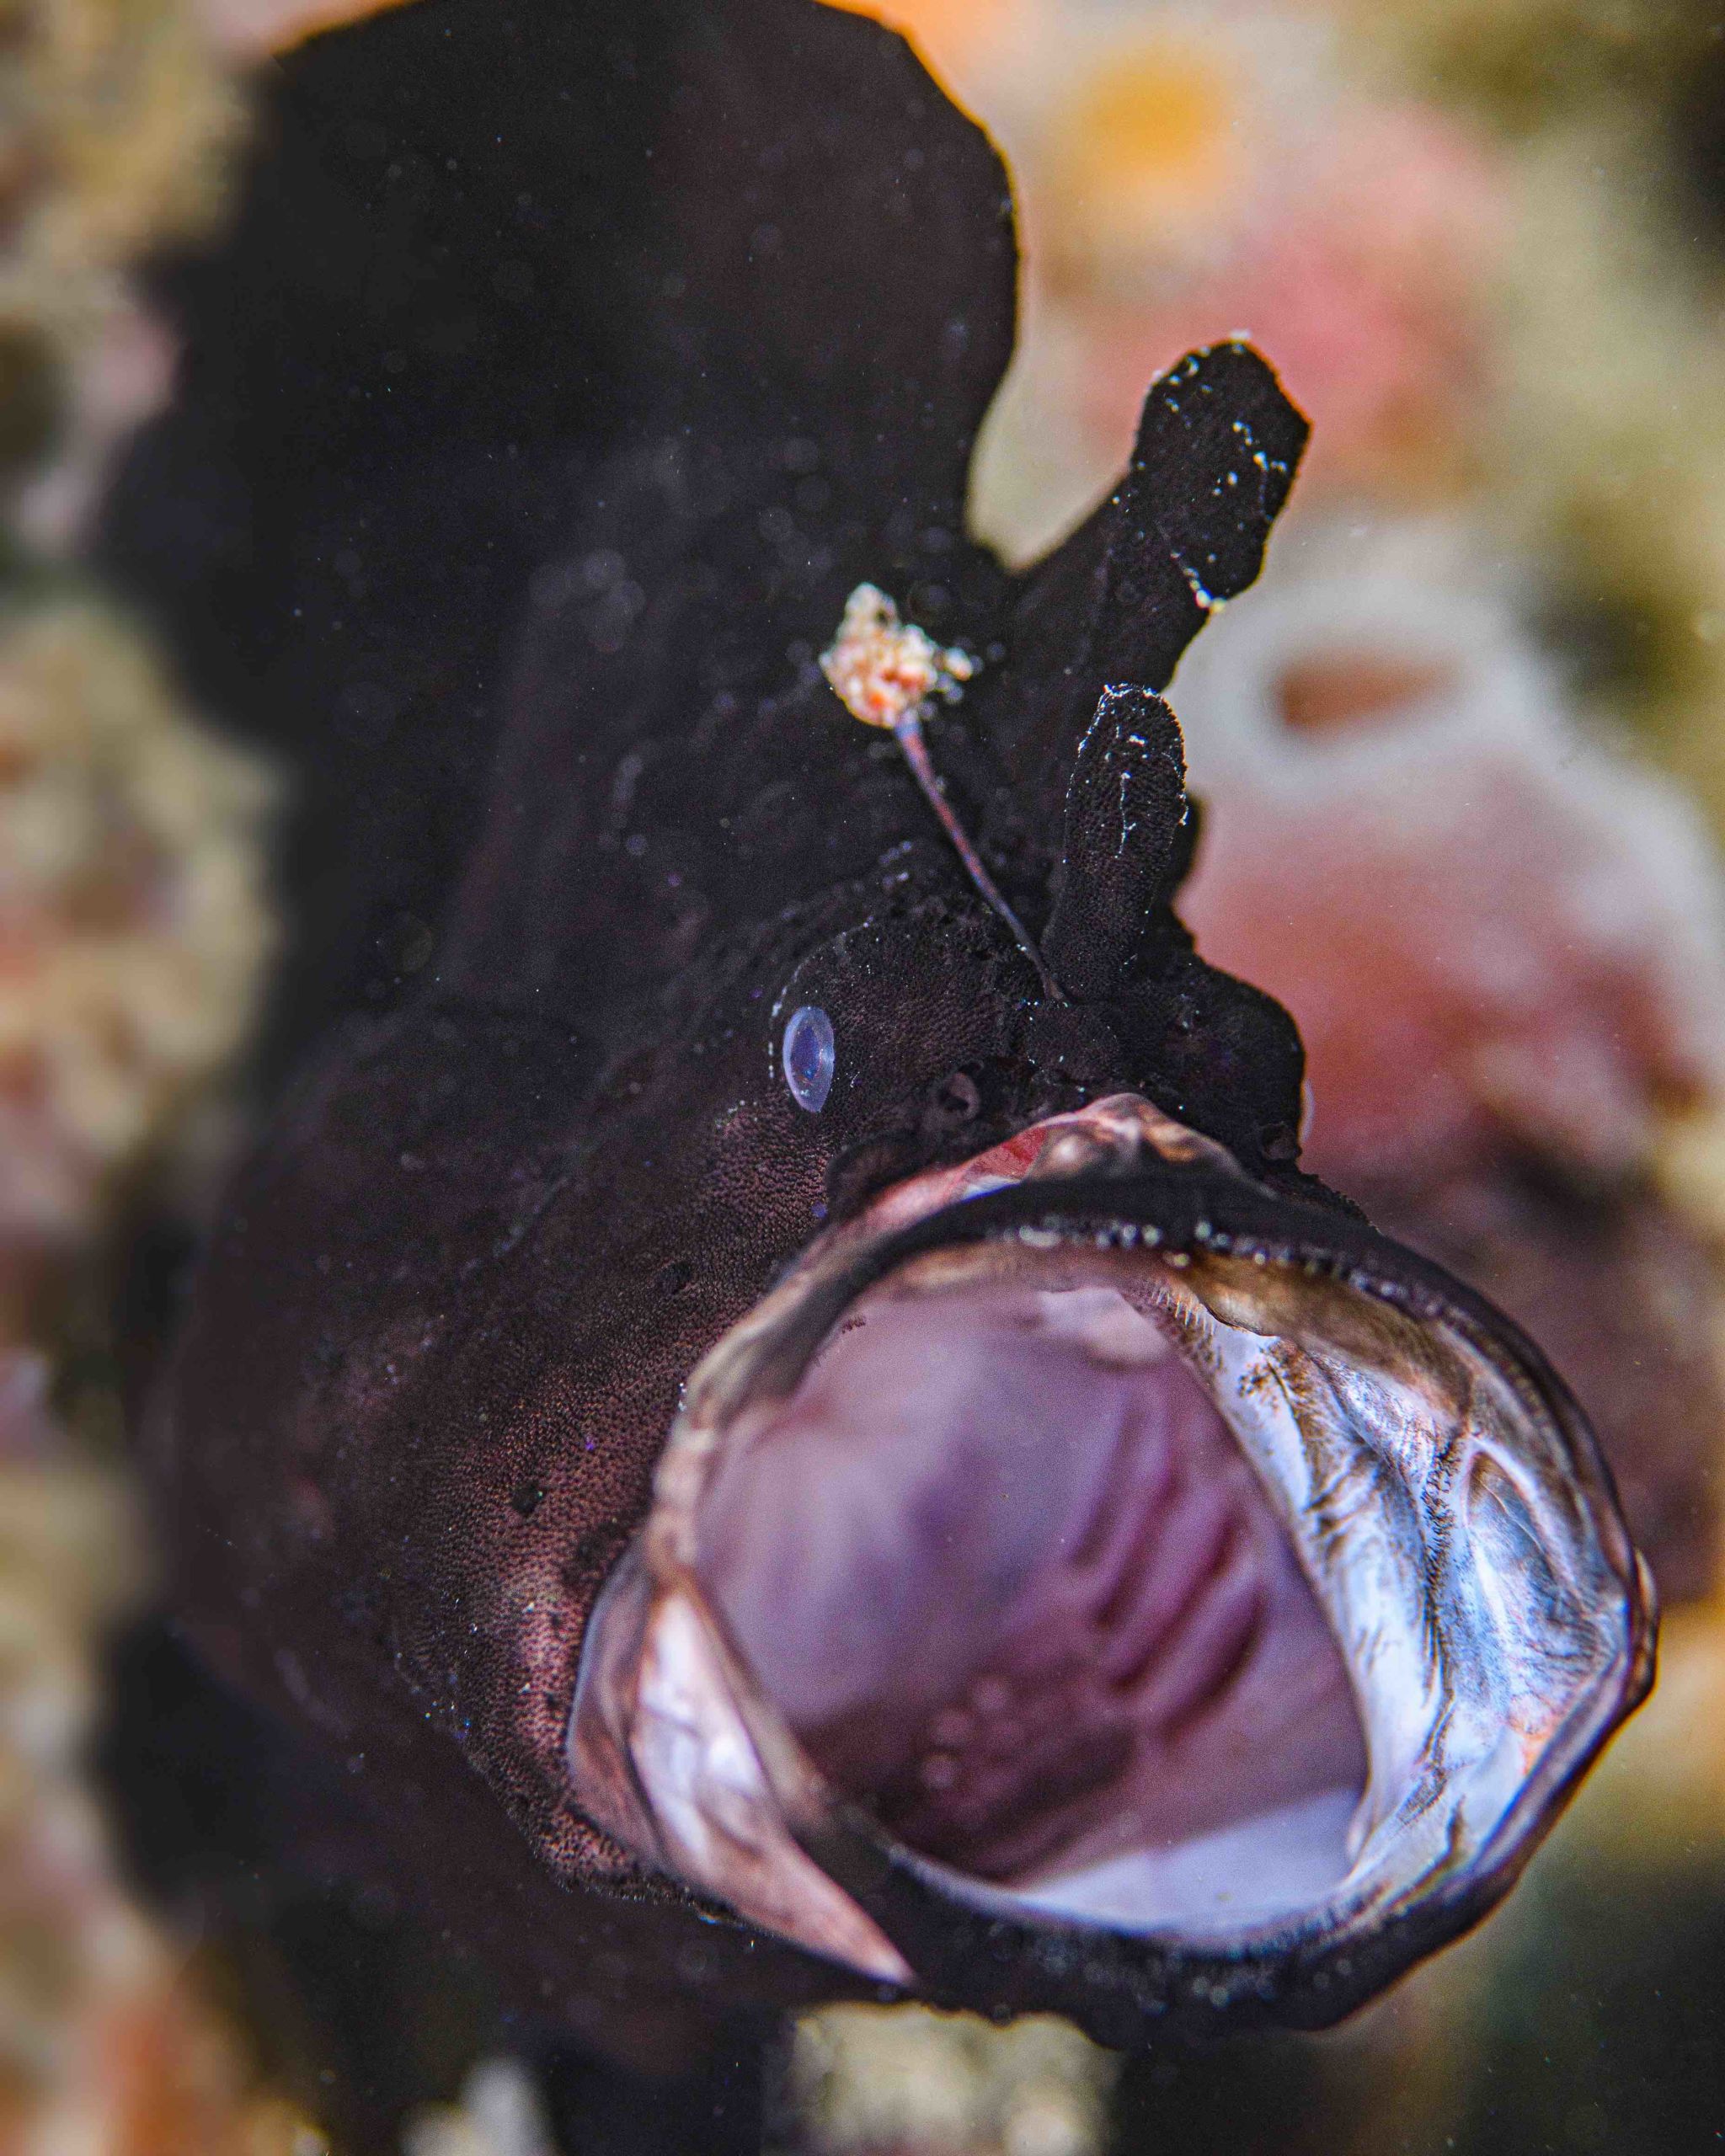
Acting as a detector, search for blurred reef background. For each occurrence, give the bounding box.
[11,0,1725,2149]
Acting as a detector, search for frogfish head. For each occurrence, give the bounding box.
[556,374,1651,2037]
[568,1083,1652,2041]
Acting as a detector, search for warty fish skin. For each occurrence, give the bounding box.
[95,0,1651,2068]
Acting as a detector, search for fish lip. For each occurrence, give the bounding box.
[569,1098,1657,2036]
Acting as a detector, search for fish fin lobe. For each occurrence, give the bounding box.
[1044,686,1187,1002]
[991,342,1309,810]
[1093,340,1310,691]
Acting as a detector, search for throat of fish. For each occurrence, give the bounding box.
[820,583,1065,1003]
[700,1281,1366,1918]
[565,1096,1651,2025]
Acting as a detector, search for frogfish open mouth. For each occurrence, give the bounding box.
[571,1092,1650,2029]
[96,0,1653,2066]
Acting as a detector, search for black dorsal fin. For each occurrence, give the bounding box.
[990,341,1308,815]
[1043,685,1187,1001]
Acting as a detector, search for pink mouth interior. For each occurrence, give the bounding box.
[697,1278,1368,1930]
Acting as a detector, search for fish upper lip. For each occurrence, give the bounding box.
[567,1096,1655,2038]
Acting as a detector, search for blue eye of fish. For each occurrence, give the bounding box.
[782,1006,835,1113]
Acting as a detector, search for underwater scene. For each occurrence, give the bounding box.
[7,0,1725,2150]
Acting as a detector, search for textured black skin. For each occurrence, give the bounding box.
[97,0,1327,2069]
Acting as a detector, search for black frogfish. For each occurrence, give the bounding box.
[98,0,1653,2069]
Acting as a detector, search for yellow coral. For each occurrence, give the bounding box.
[0,600,275,1239]
[6,0,242,297]
[790,2003,1119,2156]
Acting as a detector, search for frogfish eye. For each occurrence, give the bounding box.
[782,1005,836,1113]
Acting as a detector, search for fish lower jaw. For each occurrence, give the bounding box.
[566,1110,1652,2037]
